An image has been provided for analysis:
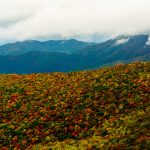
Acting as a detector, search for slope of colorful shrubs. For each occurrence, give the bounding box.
[0,62,150,150]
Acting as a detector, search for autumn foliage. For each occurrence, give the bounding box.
[0,62,150,149]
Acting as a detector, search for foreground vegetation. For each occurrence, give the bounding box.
[0,62,150,150]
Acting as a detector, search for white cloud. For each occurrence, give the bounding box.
[115,38,129,46]
[146,36,150,45]
[0,0,150,43]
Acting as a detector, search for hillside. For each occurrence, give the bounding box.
[75,35,150,68]
[0,62,150,149]
[0,35,150,74]
[0,52,83,74]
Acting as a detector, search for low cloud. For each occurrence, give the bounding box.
[0,0,150,43]
[115,38,129,46]
[146,36,150,45]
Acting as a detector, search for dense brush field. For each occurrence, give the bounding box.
[0,62,150,150]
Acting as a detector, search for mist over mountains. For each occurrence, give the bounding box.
[0,34,150,74]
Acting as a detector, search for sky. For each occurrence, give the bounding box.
[0,0,150,44]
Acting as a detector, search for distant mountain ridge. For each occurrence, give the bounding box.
[0,39,94,55]
[0,34,150,73]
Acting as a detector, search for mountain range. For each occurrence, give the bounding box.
[0,39,94,55]
[0,34,150,73]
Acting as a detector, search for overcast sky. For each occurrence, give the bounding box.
[0,0,150,44]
